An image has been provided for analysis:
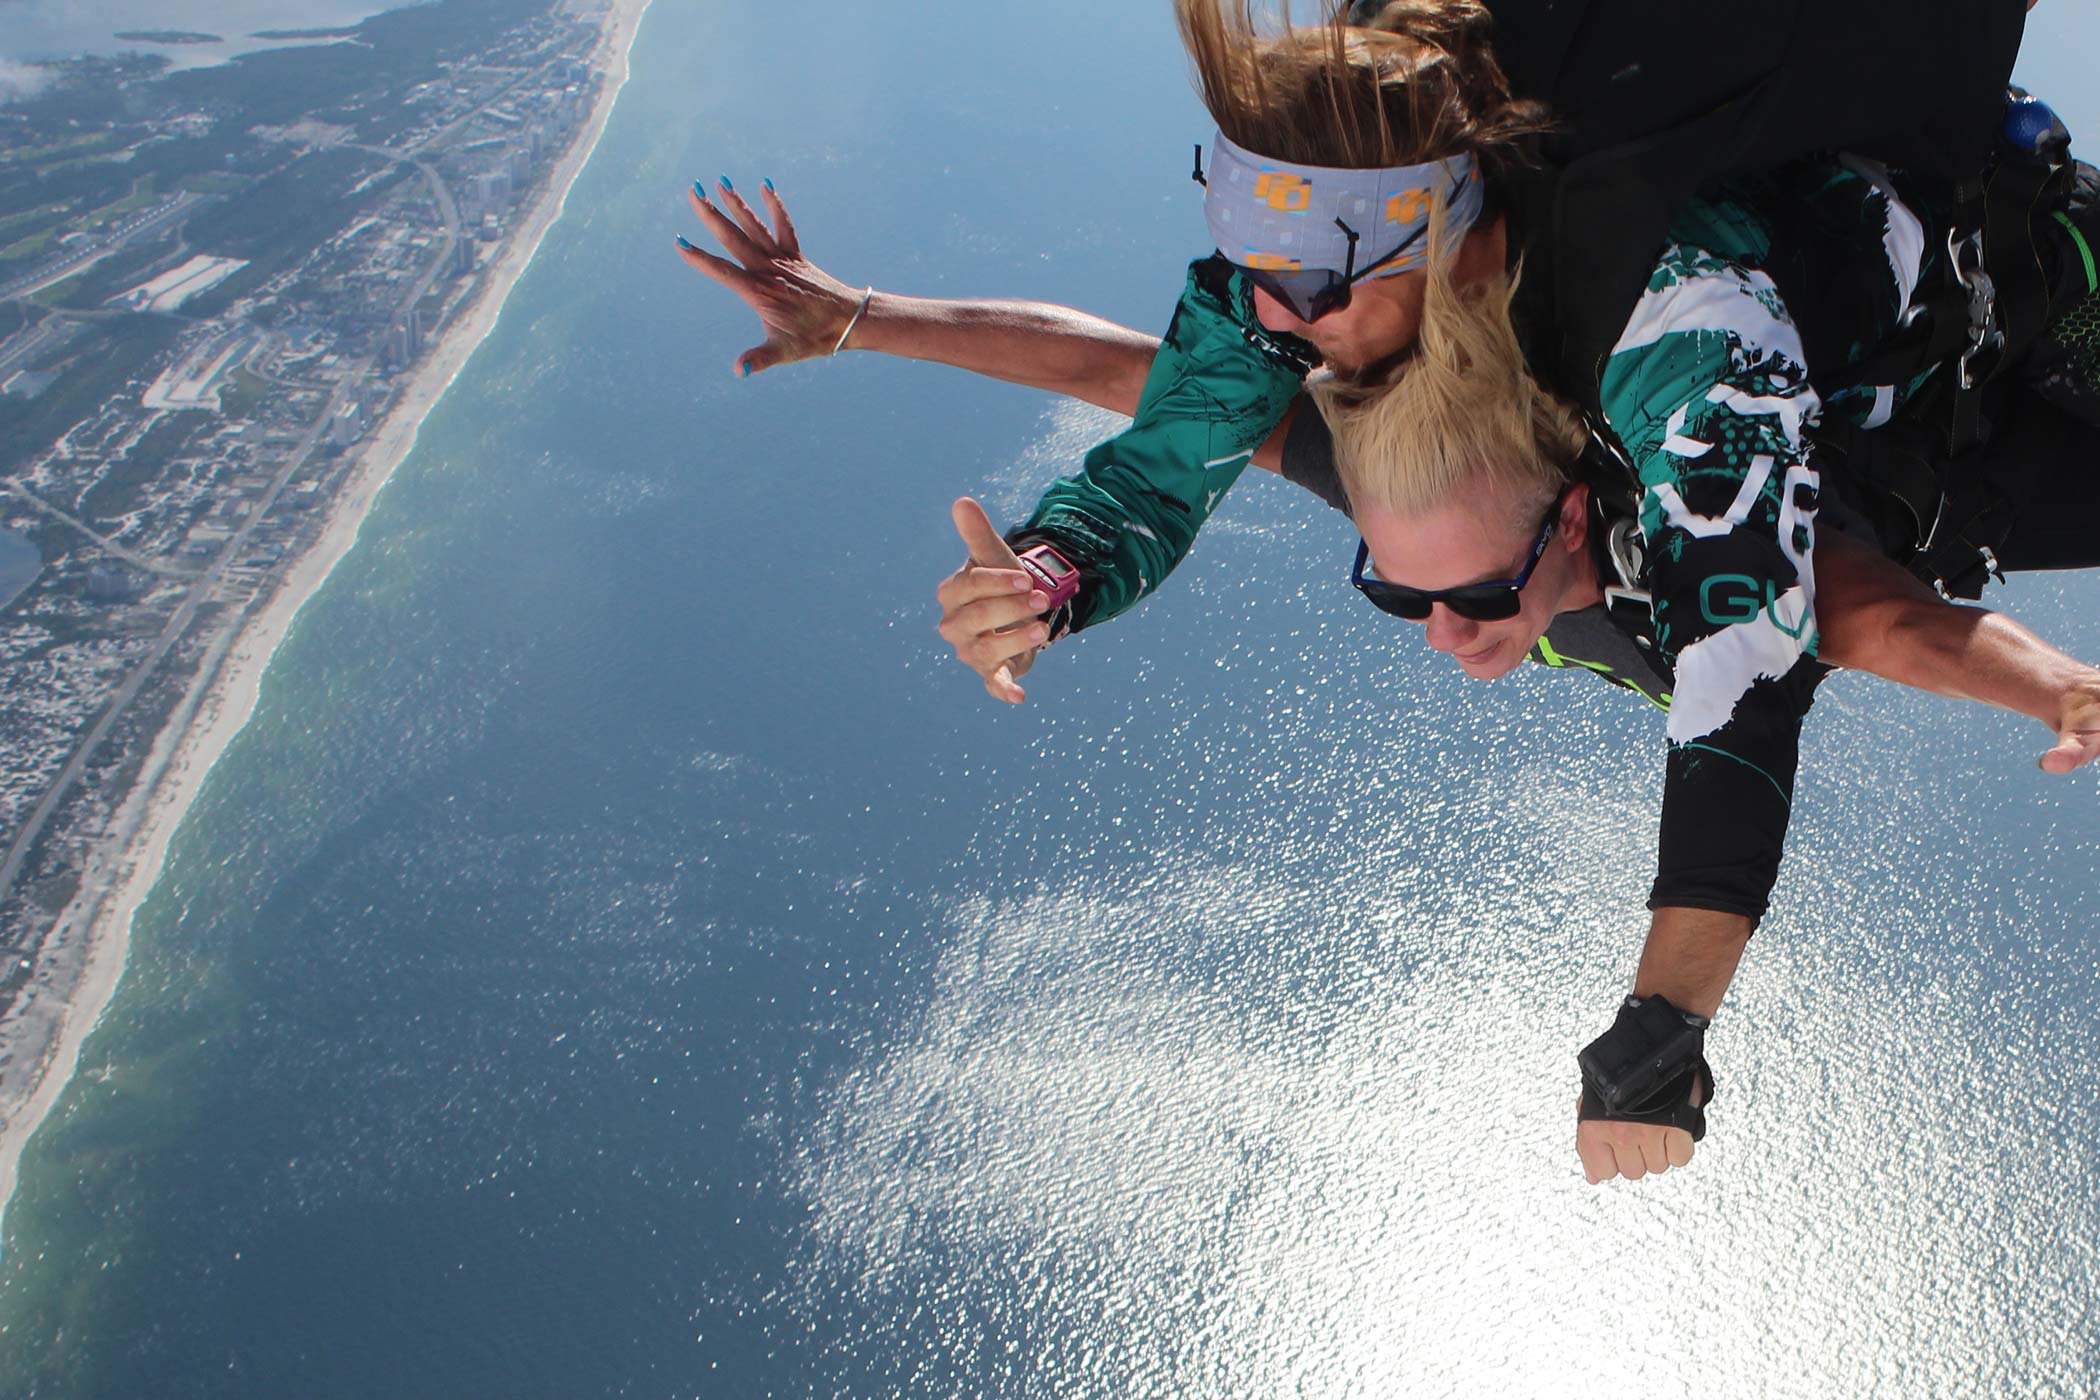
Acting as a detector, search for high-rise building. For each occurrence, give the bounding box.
[327,400,364,448]
[388,307,423,366]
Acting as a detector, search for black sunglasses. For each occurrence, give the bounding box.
[1238,221,1426,323]
[1349,494,1563,622]
[1192,144,1446,324]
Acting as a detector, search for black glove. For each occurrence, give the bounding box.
[1577,994,1715,1142]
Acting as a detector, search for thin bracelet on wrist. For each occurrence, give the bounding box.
[832,286,875,355]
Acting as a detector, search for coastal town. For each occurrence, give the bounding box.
[0,0,634,1094]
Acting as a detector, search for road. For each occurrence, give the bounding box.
[0,483,197,579]
[0,52,557,936]
[0,317,82,382]
[0,192,204,303]
[0,369,359,923]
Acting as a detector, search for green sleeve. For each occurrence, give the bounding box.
[1018,256,1313,631]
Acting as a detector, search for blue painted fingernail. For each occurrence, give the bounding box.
[763,177,775,192]
[691,180,709,202]
[719,175,734,192]
[735,362,748,379]
[675,233,697,251]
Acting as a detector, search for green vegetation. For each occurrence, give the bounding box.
[0,200,74,241]
[183,153,409,317]
[80,176,159,229]
[0,302,43,341]
[0,0,554,314]
[159,0,541,130]
[0,316,182,477]
[0,131,117,170]
[175,172,244,196]
[33,151,131,181]
[36,244,181,312]
[183,149,392,261]
[28,273,88,311]
[111,31,222,45]
[6,54,165,128]
[80,413,206,524]
[217,365,268,419]
[0,230,59,266]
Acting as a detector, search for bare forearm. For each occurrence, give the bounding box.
[848,292,1159,416]
[1859,600,2094,728]
[1633,906,1753,1018]
[1818,530,2096,725]
[1898,608,2091,722]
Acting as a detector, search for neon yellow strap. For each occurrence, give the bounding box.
[1534,633,1608,674]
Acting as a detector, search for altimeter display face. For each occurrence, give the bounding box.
[1018,545,1080,606]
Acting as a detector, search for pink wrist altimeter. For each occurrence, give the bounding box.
[1015,543,1080,611]
[1015,542,1080,646]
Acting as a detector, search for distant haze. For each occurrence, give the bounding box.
[0,0,398,69]
[3,2,2092,114]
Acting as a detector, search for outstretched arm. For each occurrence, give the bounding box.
[1574,906,1743,1183]
[1816,529,2100,773]
[675,177,1159,407]
[1575,539,2100,1185]
[674,179,1296,469]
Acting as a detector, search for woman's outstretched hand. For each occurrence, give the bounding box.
[675,177,866,378]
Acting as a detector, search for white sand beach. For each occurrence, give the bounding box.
[0,0,655,1237]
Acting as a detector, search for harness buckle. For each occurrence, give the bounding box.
[1950,225,2004,390]
[1931,544,2007,600]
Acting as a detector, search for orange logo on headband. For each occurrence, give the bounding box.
[1242,252,1303,271]
[1254,172,1312,213]
[1384,188,1431,225]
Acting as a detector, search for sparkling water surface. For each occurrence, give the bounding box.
[0,3,2096,1396]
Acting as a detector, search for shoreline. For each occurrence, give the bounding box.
[0,0,654,1239]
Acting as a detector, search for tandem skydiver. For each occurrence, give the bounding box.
[674,0,2100,1182]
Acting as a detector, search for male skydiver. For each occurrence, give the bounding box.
[675,1,2100,1181]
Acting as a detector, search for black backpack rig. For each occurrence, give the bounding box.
[1486,0,2080,598]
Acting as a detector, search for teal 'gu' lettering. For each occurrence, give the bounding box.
[1698,574,1809,638]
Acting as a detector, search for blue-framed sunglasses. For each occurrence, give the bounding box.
[1350,491,1565,622]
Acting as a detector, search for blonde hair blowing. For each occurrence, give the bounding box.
[1175,0,1547,176]
[1313,202,1586,527]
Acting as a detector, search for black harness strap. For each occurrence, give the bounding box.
[1807,104,2082,599]
[1917,134,2078,596]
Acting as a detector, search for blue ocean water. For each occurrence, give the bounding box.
[0,3,2096,1396]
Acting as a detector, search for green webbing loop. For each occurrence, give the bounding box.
[2053,209,2098,296]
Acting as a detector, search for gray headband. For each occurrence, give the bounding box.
[1202,131,1483,277]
